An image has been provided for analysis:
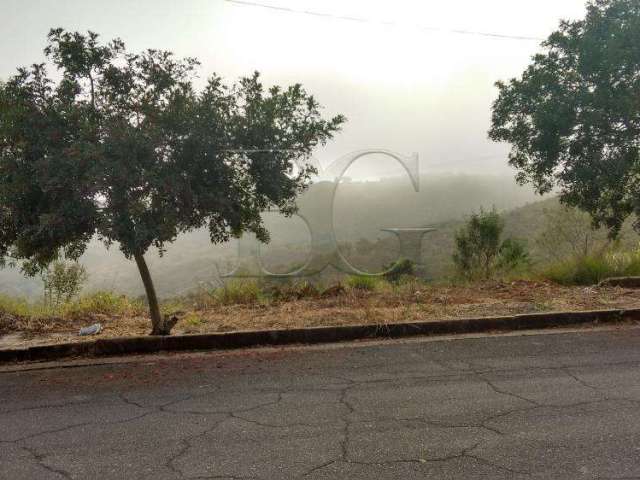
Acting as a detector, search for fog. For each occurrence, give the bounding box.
[0,0,596,297]
[1,0,588,175]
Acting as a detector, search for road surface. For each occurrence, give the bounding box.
[2,327,640,479]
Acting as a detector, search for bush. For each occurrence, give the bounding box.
[453,208,530,279]
[41,261,88,306]
[214,280,262,305]
[383,258,415,284]
[181,312,203,330]
[345,275,380,291]
[453,208,504,278]
[497,238,531,271]
[541,249,640,285]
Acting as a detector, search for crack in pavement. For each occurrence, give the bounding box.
[4,330,640,479]
[19,443,73,480]
[164,419,230,479]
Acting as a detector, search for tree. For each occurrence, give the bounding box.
[0,29,345,334]
[453,209,529,279]
[535,205,610,262]
[489,0,640,238]
[42,261,88,306]
[453,209,504,279]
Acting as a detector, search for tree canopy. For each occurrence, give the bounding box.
[0,29,345,334]
[489,0,640,237]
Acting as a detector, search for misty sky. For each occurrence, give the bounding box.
[1,0,589,178]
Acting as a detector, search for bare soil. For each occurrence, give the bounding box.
[2,280,640,350]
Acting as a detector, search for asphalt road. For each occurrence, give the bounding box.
[2,328,640,479]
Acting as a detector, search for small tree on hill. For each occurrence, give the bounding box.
[0,29,345,334]
[42,261,88,306]
[453,209,529,279]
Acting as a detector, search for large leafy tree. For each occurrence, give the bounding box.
[489,0,640,237]
[0,29,345,334]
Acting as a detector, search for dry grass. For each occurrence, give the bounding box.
[2,279,640,349]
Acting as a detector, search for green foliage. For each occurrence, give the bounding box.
[62,292,144,318]
[489,0,640,238]
[0,29,344,334]
[383,258,415,284]
[215,280,262,305]
[41,261,88,306]
[0,291,142,323]
[497,238,531,271]
[345,275,380,291]
[535,206,611,262]
[183,313,203,326]
[0,294,37,318]
[453,209,530,279]
[541,248,640,285]
[453,209,504,278]
[181,312,203,332]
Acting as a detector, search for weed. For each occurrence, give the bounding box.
[214,280,262,305]
[62,292,144,319]
[183,313,202,326]
[540,249,640,285]
[345,275,380,291]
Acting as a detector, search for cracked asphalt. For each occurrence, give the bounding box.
[2,328,640,479]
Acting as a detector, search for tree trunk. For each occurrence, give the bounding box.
[133,251,165,335]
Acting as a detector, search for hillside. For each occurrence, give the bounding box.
[3,174,636,300]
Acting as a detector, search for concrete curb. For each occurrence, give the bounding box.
[2,307,640,364]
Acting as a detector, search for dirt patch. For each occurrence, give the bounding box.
[1,280,639,350]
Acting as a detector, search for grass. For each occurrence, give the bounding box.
[0,294,43,318]
[62,292,144,319]
[345,275,381,291]
[185,280,264,309]
[5,254,640,345]
[540,249,640,286]
[214,280,263,305]
[0,291,145,336]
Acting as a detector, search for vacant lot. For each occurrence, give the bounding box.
[1,280,639,349]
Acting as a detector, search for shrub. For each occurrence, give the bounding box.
[383,258,415,284]
[453,208,504,279]
[542,256,609,285]
[41,261,88,306]
[345,275,380,291]
[453,208,530,279]
[214,280,262,305]
[541,249,640,286]
[182,312,203,329]
[497,238,531,271]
